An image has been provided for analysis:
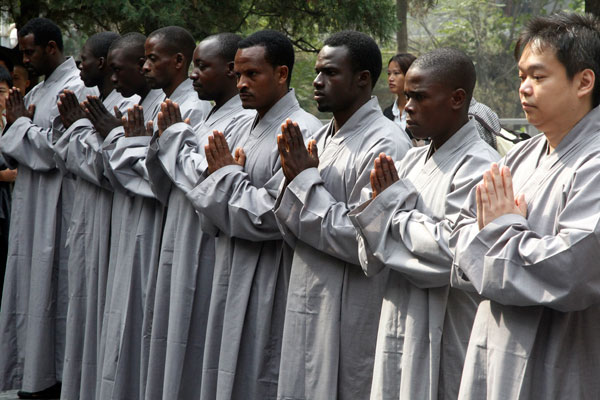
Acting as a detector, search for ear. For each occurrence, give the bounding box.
[450,88,467,110]
[46,40,59,55]
[137,57,146,73]
[226,61,235,79]
[97,56,106,71]
[356,70,371,89]
[174,53,185,70]
[275,65,289,86]
[576,68,595,100]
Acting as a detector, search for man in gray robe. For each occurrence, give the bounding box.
[0,18,97,398]
[450,12,600,399]
[143,32,254,400]
[274,31,411,400]
[348,49,499,400]
[54,32,139,400]
[98,27,210,400]
[186,30,322,400]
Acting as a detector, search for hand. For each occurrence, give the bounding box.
[5,87,35,125]
[156,99,190,137]
[57,90,86,128]
[83,96,123,138]
[0,168,17,182]
[370,153,399,198]
[204,130,245,175]
[122,105,152,137]
[476,163,527,230]
[277,119,318,181]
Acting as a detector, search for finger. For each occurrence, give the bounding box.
[386,156,399,181]
[277,134,288,157]
[146,121,154,136]
[380,153,393,184]
[114,106,122,119]
[515,193,527,217]
[490,163,502,199]
[173,102,182,123]
[282,120,294,151]
[235,148,246,166]
[204,144,215,171]
[214,131,230,155]
[476,184,484,230]
[370,169,380,197]
[501,166,514,200]
[28,104,35,118]
[157,111,166,135]
[374,156,386,190]
[479,181,490,211]
[291,122,304,149]
[482,170,496,206]
[308,139,318,161]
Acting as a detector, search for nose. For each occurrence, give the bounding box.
[142,59,151,73]
[404,96,414,114]
[190,67,199,81]
[313,72,323,88]
[237,75,247,91]
[110,72,118,84]
[519,77,532,97]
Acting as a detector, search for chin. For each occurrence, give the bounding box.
[316,103,332,113]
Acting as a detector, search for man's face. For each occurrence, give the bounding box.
[108,47,145,98]
[143,36,175,90]
[313,45,358,113]
[19,34,47,76]
[518,43,579,133]
[79,43,101,88]
[12,66,30,95]
[404,66,454,140]
[0,81,9,111]
[234,46,286,113]
[190,40,230,101]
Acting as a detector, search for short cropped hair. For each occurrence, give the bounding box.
[18,17,63,51]
[389,53,416,75]
[515,12,600,107]
[109,32,147,60]
[204,33,243,62]
[238,30,295,85]
[87,32,120,59]
[0,66,13,87]
[324,31,382,89]
[148,26,196,62]
[411,48,476,105]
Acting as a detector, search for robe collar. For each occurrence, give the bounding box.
[421,119,480,175]
[250,88,299,136]
[140,89,165,122]
[546,105,600,163]
[205,95,244,126]
[44,57,79,87]
[325,96,383,144]
[167,78,195,104]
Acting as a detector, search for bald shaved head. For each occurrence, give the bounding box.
[203,32,243,62]
[109,32,146,62]
[411,48,476,106]
[86,31,120,59]
[148,26,195,63]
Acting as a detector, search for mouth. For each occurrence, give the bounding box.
[239,92,252,100]
[313,92,325,101]
[521,102,535,110]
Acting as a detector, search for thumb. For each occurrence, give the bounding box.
[114,106,122,119]
[28,104,36,118]
[235,147,246,166]
[308,139,318,160]
[184,117,190,125]
[146,120,154,136]
[515,193,527,217]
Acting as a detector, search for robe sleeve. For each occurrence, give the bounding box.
[450,161,600,312]
[105,134,165,201]
[274,135,405,266]
[186,164,283,242]
[349,154,490,287]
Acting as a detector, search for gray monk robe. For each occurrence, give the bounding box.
[348,120,499,400]
[186,89,322,400]
[54,89,138,400]
[99,81,209,400]
[96,88,164,400]
[273,97,411,400]
[143,95,252,400]
[0,57,97,392]
[450,106,600,400]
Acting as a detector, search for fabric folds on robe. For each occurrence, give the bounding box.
[143,95,253,400]
[0,57,97,392]
[450,106,600,400]
[349,120,499,400]
[187,89,322,400]
[273,97,411,400]
[54,89,138,400]
[96,88,165,400]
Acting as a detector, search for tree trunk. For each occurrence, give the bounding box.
[586,0,600,18]
[396,0,408,53]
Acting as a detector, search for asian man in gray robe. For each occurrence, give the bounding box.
[450,12,600,399]
[186,30,322,400]
[349,48,499,400]
[0,17,97,399]
[275,31,411,400]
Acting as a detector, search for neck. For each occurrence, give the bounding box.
[164,74,187,98]
[332,93,371,133]
[396,95,406,112]
[543,104,591,152]
[257,87,288,120]
[98,74,115,100]
[45,54,67,78]
[430,114,469,151]
[213,85,239,109]
[137,86,151,103]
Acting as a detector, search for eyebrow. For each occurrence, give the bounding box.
[518,62,548,72]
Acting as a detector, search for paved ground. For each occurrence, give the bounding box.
[0,390,59,400]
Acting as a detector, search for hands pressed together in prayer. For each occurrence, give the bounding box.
[157,100,190,137]
[204,131,245,175]
[370,153,399,198]
[57,90,86,129]
[5,87,35,126]
[122,105,153,138]
[277,119,318,182]
[83,96,123,139]
[476,163,527,230]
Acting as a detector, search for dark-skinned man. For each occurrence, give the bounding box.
[143,33,254,400]
[0,18,97,399]
[54,32,139,400]
[273,31,411,400]
[348,48,499,399]
[185,30,322,400]
[99,26,210,400]
[90,32,166,400]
